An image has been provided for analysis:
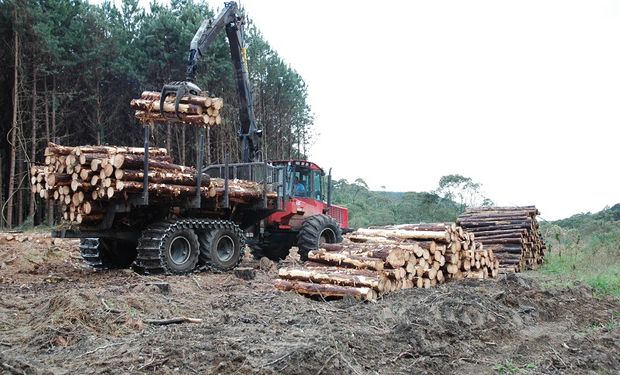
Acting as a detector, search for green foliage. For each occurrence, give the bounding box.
[0,0,313,161]
[332,176,474,228]
[541,206,620,298]
[434,173,493,210]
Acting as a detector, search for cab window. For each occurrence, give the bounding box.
[312,171,323,201]
[292,168,310,197]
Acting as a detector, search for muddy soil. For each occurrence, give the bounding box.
[0,232,618,374]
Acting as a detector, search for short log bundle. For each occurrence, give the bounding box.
[457,206,546,273]
[274,223,499,301]
[31,142,269,225]
[130,91,224,126]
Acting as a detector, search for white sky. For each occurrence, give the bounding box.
[129,0,620,220]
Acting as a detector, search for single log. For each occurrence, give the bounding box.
[278,267,388,292]
[109,153,173,169]
[358,247,408,268]
[71,180,92,192]
[347,235,401,244]
[380,223,456,232]
[476,238,523,245]
[140,91,214,107]
[458,216,532,223]
[467,228,527,237]
[119,169,210,187]
[308,249,384,271]
[45,143,74,156]
[46,173,72,187]
[130,98,204,115]
[71,144,167,157]
[273,279,377,301]
[459,221,532,228]
[79,169,92,181]
[116,155,196,173]
[122,181,207,198]
[353,228,450,242]
[134,110,209,126]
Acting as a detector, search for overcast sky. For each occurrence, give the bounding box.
[130,0,620,220]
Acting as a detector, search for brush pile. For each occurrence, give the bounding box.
[274,223,499,301]
[457,206,546,272]
[130,91,223,126]
[31,142,269,225]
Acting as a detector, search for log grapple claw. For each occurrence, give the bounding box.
[159,81,202,119]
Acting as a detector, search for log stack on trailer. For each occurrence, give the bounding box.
[31,142,271,225]
[274,223,499,301]
[457,206,546,273]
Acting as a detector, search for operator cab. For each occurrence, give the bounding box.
[272,160,327,201]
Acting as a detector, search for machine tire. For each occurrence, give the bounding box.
[297,214,343,260]
[160,228,200,274]
[80,238,137,269]
[199,222,245,271]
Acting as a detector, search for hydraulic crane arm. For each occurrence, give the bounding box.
[161,1,262,163]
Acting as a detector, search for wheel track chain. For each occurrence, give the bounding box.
[198,220,246,273]
[79,238,107,269]
[133,219,245,275]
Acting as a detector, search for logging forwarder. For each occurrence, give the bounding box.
[52,2,350,275]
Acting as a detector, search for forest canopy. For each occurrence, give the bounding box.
[0,0,314,227]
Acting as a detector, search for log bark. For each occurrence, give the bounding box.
[121,181,208,198]
[119,169,210,187]
[70,144,167,157]
[140,91,213,107]
[308,249,384,271]
[278,267,388,293]
[353,228,450,242]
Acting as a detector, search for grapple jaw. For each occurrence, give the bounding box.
[159,81,202,119]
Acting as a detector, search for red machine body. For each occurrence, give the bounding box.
[265,160,349,231]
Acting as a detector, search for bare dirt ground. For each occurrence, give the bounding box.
[0,232,618,375]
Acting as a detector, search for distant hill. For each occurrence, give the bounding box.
[332,180,463,228]
[552,204,620,229]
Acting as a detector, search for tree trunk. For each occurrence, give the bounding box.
[44,77,53,225]
[6,30,19,228]
[52,75,56,142]
[17,145,24,226]
[29,66,37,221]
[180,125,186,165]
[166,124,172,161]
[206,126,211,164]
[0,153,4,229]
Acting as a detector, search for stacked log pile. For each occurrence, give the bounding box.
[457,206,545,273]
[274,223,499,301]
[130,91,224,126]
[31,142,269,225]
